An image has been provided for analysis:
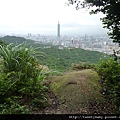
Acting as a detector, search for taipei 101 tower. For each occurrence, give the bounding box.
[57,21,60,42]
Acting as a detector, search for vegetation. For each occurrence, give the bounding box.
[0,36,108,71]
[68,0,120,113]
[98,58,120,113]
[0,42,48,113]
[67,0,120,45]
[0,36,27,45]
[36,46,108,71]
[71,62,96,70]
[0,39,6,46]
[50,69,104,110]
[0,36,119,114]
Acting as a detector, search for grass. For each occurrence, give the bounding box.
[0,43,49,113]
[50,69,104,110]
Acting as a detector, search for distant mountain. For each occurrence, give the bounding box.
[0,36,27,45]
[0,36,34,45]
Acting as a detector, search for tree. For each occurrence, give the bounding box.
[67,0,120,45]
[0,39,6,46]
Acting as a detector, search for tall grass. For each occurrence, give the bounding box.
[0,42,48,113]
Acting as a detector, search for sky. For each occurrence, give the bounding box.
[0,0,108,35]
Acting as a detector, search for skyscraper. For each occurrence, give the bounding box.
[57,21,60,41]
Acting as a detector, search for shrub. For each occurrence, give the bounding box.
[0,39,6,46]
[98,58,120,113]
[71,62,96,70]
[0,42,48,113]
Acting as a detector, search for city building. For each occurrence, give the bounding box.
[57,21,60,42]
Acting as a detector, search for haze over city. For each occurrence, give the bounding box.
[0,0,108,35]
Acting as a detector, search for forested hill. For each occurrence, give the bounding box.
[0,36,26,45]
[0,36,109,70]
[36,46,108,70]
[0,35,34,45]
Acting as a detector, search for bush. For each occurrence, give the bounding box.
[0,42,48,113]
[71,62,96,70]
[98,58,120,113]
[0,39,6,46]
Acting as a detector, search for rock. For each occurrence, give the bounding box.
[50,69,104,110]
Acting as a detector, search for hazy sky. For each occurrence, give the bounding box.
[0,0,108,35]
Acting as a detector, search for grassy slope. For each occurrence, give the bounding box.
[50,69,104,110]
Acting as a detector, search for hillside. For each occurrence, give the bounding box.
[0,36,109,71]
[0,35,34,45]
[0,37,117,115]
[36,46,109,70]
[0,36,26,44]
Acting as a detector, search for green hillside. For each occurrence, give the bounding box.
[0,37,118,114]
[0,36,109,71]
[36,46,109,70]
[0,36,35,45]
[0,36,26,44]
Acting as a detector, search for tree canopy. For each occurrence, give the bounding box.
[68,0,120,45]
[0,39,6,46]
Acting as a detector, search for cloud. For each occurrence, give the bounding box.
[0,0,107,35]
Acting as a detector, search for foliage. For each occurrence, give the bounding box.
[0,36,35,46]
[0,39,6,46]
[36,46,108,71]
[0,98,29,114]
[0,36,27,45]
[67,0,120,45]
[68,0,120,113]
[98,58,120,113]
[71,62,96,70]
[50,69,104,111]
[0,42,48,113]
[0,36,109,71]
